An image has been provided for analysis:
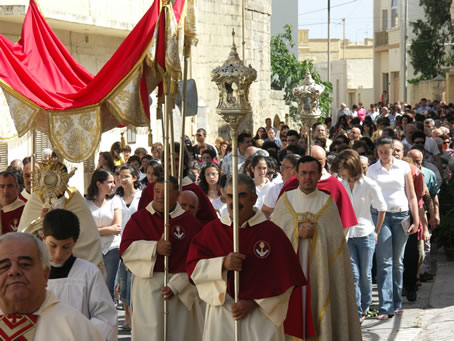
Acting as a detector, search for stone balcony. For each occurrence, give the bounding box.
[374,31,388,47]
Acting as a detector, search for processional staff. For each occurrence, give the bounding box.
[292,71,325,156]
[211,29,256,341]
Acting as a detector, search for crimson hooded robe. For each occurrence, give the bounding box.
[137,177,217,225]
[187,211,308,340]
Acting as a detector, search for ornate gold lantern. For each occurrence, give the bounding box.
[211,30,257,130]
[293,70,325,153]
[211,29,256,341]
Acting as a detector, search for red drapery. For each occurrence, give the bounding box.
[0,0,191,161]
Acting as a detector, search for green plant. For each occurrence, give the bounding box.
[434,209,454,248]
[271,25,333,124]
[409,0,454,80]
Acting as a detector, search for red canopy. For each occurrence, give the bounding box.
[0,0,195,161]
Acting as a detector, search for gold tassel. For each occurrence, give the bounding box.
[120,132,126,149]
[148,129,153,147]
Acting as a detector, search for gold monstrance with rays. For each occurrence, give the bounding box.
[27,161,76,234]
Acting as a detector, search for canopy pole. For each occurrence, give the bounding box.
[178,41,190,191]
[163,76,171,341]
[230,128,241,341]
[31,129,37,193]
[169,97,176,178]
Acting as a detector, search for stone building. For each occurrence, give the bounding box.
[373,0,425,105]
[298,29,374,113]
[0,0,287,191]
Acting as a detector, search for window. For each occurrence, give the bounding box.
[391,0,398,28]
[382,9,388,31]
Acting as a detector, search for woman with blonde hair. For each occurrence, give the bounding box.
[334,149,387,323]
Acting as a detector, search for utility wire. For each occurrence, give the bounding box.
[298,0,358,16]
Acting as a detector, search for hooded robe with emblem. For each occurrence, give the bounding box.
[186,211,306,341]
[17,190,104,274]
[137,177,218,225]
[120,202,204,341]
[0,291,104,341]
[272,188,362,341]
[1,197,25,234]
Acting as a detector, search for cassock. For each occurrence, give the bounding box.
[1,197,25,234]
[18,189,104,274]
[272,188,362,341]
[186,211,306,341]
[120,202,204,341]
[0,291,104,341]
[137,177,218,225]
[277,171,357,229]
[47,256,117,341]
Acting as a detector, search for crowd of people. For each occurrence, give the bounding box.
[0,97,452,340]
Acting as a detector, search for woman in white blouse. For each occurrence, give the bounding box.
[335,149,387,323]
[115,164,142,330]
[86,168,122,300]
[250,155,273,209]
[366,136,419,320]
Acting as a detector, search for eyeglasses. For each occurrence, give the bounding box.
[280,165,293,170]
[196,134,203,137]
[114,172,120,176]
[443,141,450,144]
[206,172,219,177]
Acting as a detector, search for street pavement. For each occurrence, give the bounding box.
[362,246,454,341]
[116,246,454,341]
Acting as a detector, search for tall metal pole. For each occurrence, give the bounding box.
[401,0,408,103]
[163,76,171,341]
[327,0,331,83]
[342,18,346,60]
[178,42,190,191]
[242,0,246,63]
[31,129,37,193]
[169,98,176,177]
[230,128,240,341]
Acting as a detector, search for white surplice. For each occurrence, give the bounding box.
[47,258,117,341]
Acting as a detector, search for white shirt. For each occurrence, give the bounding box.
[255,180,274,209]
[341,176,387,238]
[366,157,410,212]
[115,189,142,233]
[262,182,285,209]
[86,198,121,255]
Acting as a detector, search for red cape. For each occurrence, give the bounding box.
[187,219,306,300]
[138,182,218,225]
[120,208,203,273]
[278,176,357,228]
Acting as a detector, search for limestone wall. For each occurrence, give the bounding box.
[191,0,274,140]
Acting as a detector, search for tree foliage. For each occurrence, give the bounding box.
[271,25,332,123]
[409,0,454,80]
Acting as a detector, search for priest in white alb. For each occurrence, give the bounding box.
[272,156,362,341]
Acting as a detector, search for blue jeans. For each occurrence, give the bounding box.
[118,261,131,306]
[372,210,409,315]
[103,248,120,300]
[348,232,376,317]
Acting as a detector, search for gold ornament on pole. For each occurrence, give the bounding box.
[293,70,325,155]
[211,29,256,341]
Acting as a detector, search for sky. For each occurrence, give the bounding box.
[298,0,374,42]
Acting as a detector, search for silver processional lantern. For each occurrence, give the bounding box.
[211,29,256,341]
[293,70,325,154]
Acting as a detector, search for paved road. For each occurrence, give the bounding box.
[115,246,454,341]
